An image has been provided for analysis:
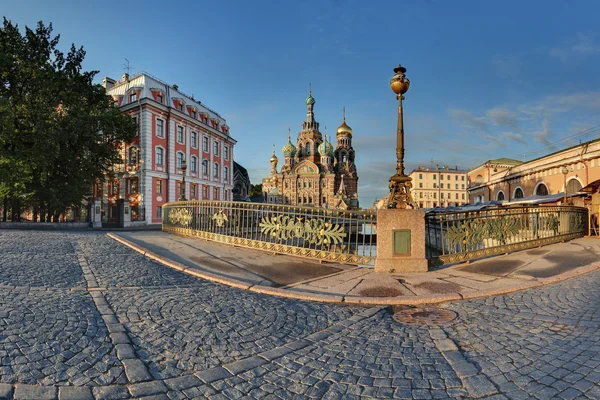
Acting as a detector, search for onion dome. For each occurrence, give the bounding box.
[282,128,297,157]
[306,84,315,106]
[336,107,352,136]
[318,132,334,156]
[269,144,278,162]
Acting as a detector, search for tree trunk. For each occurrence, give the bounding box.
[2,197,7,222]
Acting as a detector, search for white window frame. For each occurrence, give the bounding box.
[214,141,219,156]
[213,162,219,178]
[191,156,198,173]
[224,146,229,160]
[202,160,208,176]
[191,132,198,148]
[155,146,164,166]
[177,126,184,144]
[177,152,185,169]
[203,136,209,152]
[224,166,229,182]
[156,118,164,138]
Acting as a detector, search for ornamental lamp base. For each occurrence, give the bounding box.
[387,174,414,209]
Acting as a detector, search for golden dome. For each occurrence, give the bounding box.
[336,121,352,136]
[336,107,352,136]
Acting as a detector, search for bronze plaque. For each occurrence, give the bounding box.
[393,229,411,256]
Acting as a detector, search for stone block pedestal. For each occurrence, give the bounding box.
[374,208,428,273]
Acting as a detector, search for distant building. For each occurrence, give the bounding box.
[409,166,468,208]
[261,89,359,209]
[467,140,600,204]
[98,72,236,224]
[233,162,251,201]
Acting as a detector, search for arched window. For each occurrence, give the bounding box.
[128,147,138,165]
[535,183,548,196]
[514,187,524,199]
[497,191,505,201]
[566,179,582,193]
[306,143,311,155]
[177,152,185,168]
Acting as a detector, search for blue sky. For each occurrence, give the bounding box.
[4,0,600,207]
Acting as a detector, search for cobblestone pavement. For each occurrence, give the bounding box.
[0,230,598,399]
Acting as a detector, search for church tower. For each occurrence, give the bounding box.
[281,128,296,174]
[296,85,323,164]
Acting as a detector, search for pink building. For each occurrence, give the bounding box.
[96,72,236,225]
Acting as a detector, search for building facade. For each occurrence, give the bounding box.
[232,161,251,202]
[262,91,359,209]
[467,140,600,203]
[97,72,236,224]
[409,166,468,208]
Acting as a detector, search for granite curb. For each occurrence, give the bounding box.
[106,233,600,306]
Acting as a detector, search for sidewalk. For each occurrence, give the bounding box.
[108,231,600,305]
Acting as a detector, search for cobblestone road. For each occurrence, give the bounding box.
[0,230,597,399]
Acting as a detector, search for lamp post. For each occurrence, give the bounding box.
[387,64,412,209]
[180,158,187,201]
[562,166,569,204]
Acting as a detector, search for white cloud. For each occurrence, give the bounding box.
[549,33,600,63]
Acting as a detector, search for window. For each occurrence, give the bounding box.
[157,94,163,104]
[455,175,458,181]
[440,175,443,180]
[462,176,465,181]
[112,181,119,195]
[156,119,164,138]
[514,187,524,199]
[129,93,136,102]
[419,174,423,179]
[202,160,208,175]
[128,179,138,193]
[191,132,198,148]
[224,166,229,182]
[455,184,458,189]
[128,147,138,165]
[203,137,209,152]
[447,175,450,180]
[433,193,437,199]
[441,193,444,199]
[306,144,311,155]
[178,104,183,112]
[192,110,197,119]
[462,184,465,189]
[497,191,505,201]
[155,147,164,166]
[419,183,423,188]
[177,126,184,144]
[191,156,197,173]
[156,206,162,219]
[420,192,423,198]
[462,193,465,199]
[192,184,197,198]
[455,193,459,199]
[156,180,163,195]
[213,162,219,178]
[177,152,185,169]
[433,183,437,188]
[567,179,582,193]
[535,183,548,196]
[133,117,138,136]
[213,141,219,156]
[213,187,219,200]
[224,146,229,160]
[203,185,209,199]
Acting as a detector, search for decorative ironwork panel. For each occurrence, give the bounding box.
[162,201,377,266]
[426,205,588,266]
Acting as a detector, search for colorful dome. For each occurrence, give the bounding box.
[318,135,334,156]
[282,139,296,157]
[306,95,315,106]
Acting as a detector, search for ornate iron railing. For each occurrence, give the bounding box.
[425,205,588,265]
[162,201,377,266]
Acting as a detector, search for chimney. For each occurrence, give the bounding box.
[102,77,116,89]
[172,84,179,91]
[121,73,129,82]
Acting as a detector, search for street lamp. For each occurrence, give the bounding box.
[562,166,569,204]
[387,64,412,209]
[180,158,187,201]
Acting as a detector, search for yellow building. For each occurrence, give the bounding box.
[409,166,468,208]
[467,139,600,204]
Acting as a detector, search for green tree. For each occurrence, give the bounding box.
[249,184,263,197]
[0,18,136,221]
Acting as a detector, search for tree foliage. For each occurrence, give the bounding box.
[249,184,263,197]
[0,18,136,221]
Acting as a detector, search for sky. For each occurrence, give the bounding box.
[4,0,600,207]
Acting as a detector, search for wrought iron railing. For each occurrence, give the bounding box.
[425,205,588,265]
[162,201,377,266]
